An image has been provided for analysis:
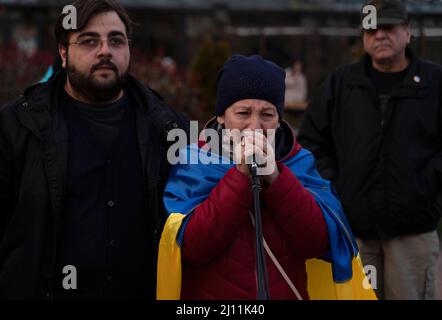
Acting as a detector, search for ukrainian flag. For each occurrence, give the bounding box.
[157,144,376,300]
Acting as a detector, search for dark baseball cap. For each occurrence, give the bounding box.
[361,0,408,28]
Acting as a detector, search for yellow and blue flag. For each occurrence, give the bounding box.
[157,144,376,300]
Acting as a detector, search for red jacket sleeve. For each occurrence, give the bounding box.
[261,164,329,259]
[182,167,252,265]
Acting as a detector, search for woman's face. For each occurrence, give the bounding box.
[217,99,279,131]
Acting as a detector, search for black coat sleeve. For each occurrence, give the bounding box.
[0,105,14,241]
[298,74,338,181]
[429,71,442,218]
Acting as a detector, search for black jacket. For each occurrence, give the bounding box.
[298,50,442,240]
[0,70,189,299]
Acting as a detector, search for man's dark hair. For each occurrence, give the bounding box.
[54,0,134,46]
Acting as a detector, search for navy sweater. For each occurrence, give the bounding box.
[55,92,154,299]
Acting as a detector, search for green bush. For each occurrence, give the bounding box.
[189,37,230,121]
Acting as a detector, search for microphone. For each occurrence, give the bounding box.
[248,153,266,174]
[248,154,260,178]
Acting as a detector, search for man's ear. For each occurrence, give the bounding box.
[59,44,67,69]
[405,24,412,45]
[217,115,225,125]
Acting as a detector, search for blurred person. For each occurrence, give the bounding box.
[299,0,442,300]
[14,25,38,58]
[157,55,376,300]
[284,59,308,111]
[0,0,188,299]
[161,56,177,76]
[40,55,63,83]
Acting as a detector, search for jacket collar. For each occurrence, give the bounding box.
[347,48,428,95]
[20,68,162,112]
[13,69,167,225]
[15,69,166,140]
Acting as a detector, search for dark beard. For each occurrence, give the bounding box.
[66,56,129,103]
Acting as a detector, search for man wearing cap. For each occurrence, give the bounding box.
[156,55,374,300]
[299,0,442,300]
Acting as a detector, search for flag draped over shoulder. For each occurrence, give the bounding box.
[157,143,376,300]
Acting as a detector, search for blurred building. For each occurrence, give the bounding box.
[0,0,441,110]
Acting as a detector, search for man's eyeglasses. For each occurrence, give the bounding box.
[68,36,131,51]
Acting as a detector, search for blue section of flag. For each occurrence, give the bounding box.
[164,143,358,283]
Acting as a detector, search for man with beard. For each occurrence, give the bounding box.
[0,0,188,299]
[298,0,442,299]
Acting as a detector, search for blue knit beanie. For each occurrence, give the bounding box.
[215,54,286,116]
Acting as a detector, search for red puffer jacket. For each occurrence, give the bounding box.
[181,141,329,300]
